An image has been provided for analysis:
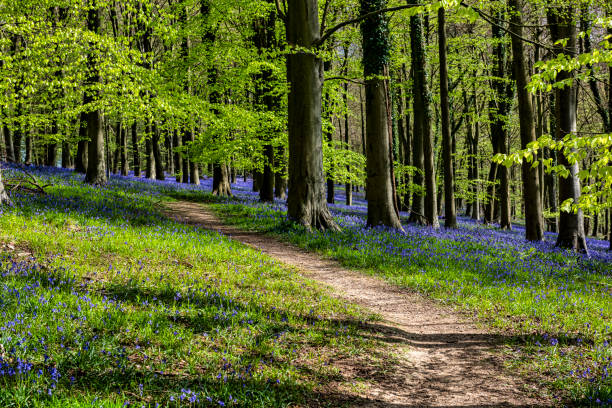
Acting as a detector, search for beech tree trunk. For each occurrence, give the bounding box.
[361,0,403,230]
[131,122,141,177]
[0,170,10,205]
[489,10,513,230]
[212,164,232,196]
[510,0,543,241]
[286,0,338,231]
[254,5,278,202]
[549,5,587,253]
[3,116,14,163]
[274,146,287,200]
[145,134,154,179]
[75,112,88,173]
[120,124,128,176]
[151,123,165,180]
[344,79,352,206]
[438,7,456,228]
[84,2,106,186]
[408,12,425,224]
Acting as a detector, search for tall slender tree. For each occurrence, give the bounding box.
[438,6,456,228]
[509,0,543,241]
[409,3,438,228]
[84,0,107,185]
[548,4,587,252]
[285,0,338,231]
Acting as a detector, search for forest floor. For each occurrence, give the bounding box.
[165,200,550,407]
[0,164,609,407]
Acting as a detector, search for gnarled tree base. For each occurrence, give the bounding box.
[212,163,232,197]
[288,199,339,232]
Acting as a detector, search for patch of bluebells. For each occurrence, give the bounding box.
[1,163,610,404]
[0,164,344,406]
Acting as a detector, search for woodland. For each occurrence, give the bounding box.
[0,0,610,407]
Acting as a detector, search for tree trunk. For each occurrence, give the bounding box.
[361,0,403,229]
[260,144,275,201]
[120,123,128,176]
[0,170,10,206]
[61,142,71,168]
[112,122,121,174]
[438,7,456,228]
[152,123,165,180]
[84,1,106,185]
[285,0,338,231]
[471,118,480,221]
[418,15,439,228]
[344,79,352,206]
[510,0,543,241]
[145,134,154,179]
[408,12,426,225]
[131,122,141,177]
[75,112,88,173]
[3,118,14,163]
[274,146,287,200]
[24,133,32,165]
[489,9,513,230]
[212,163,232,196]
[173,130,181,182]
[548,5,587,253]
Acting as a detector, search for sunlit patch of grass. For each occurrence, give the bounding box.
[207,200,611,406]
[0,167,387,407]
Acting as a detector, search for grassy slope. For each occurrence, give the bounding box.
[0,168,389,407]
[205,198,611,407]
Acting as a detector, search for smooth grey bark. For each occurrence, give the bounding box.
[152,123,165,180]
[120,124,128,176]
[361,0,403,230]
[510,0,543,241]
[181,129,190,183]
[489,9,513,230]
[112,122,121,174]
[3,116,14,163]
[75,112,88,173]
[274,146,288,200]
[84,2,106,186]
[173,130,181,182]
[254,3,277,202]
[212,163,232,196]
[145,132,154,179]
[548,5,587,253]
[409,5,438,228]
[438,7,456,228]
[407,11,425,225]
[343,78,352,206]
[131,122,141,177]
[286,0,338,231]
[0,170,10,205]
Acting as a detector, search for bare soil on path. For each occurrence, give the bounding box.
[164,200,552,408]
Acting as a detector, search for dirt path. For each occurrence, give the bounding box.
[164,201,551,408]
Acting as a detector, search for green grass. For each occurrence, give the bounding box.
[206,200,612,407]
[0,171,389,407]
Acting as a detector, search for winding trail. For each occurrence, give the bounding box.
[164,200,551,408]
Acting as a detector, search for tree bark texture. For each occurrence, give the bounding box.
[510,0,543,241]
[286,0,338,231]
[438,7,456,228]
[84,2,106,185]
[549,5,588,253]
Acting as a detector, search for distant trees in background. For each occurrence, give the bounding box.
[0,0,610,252]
